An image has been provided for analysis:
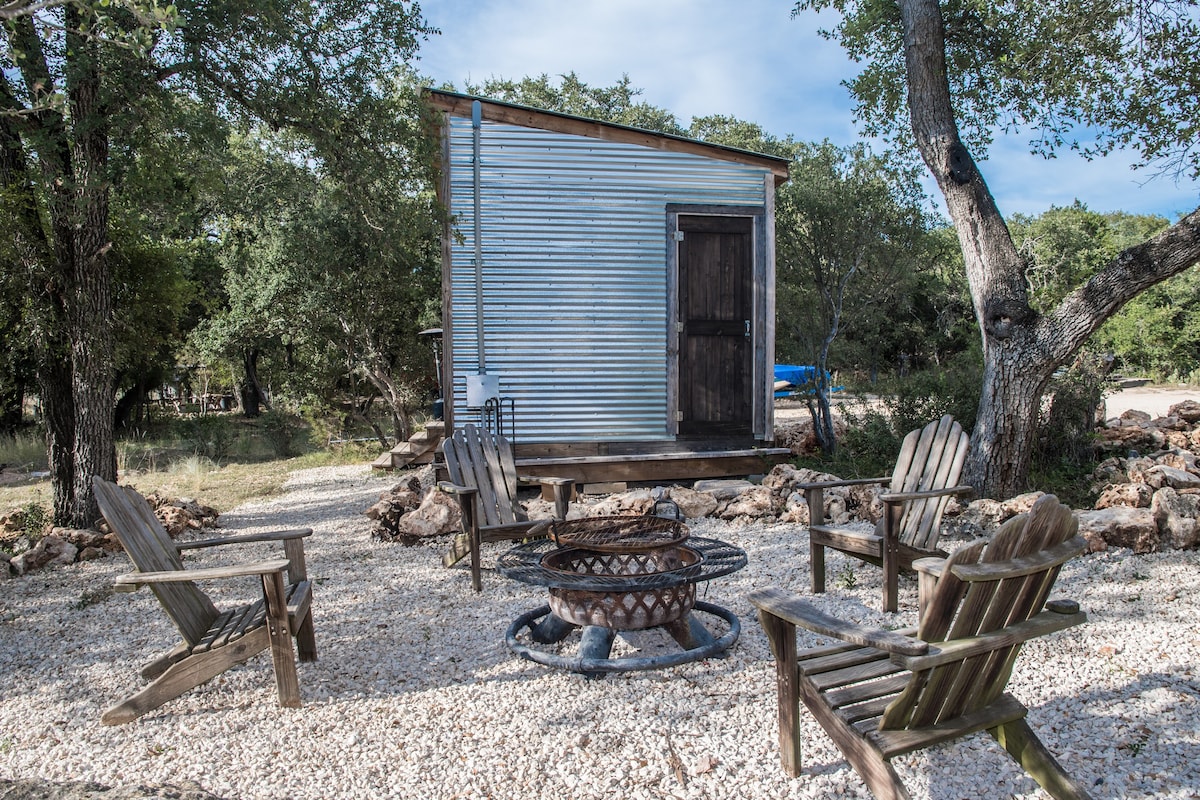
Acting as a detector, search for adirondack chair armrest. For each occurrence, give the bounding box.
[517,475,574,487]
[878,484,974,505]
[176,528,313,551]
[437,481,477,498]
[114,558,292,590]
[794,476,890,492]
[748,587,929,656]
[891,605,1087,672]
[912,556,947,577]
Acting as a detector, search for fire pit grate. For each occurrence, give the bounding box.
[548,515,689,552]
[497,536,744,591]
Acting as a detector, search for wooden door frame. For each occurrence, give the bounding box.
[665,202,771,441]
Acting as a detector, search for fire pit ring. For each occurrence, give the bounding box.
[498,519,748,675]
[506,601,741,675]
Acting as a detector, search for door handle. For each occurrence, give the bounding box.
[744,320,751,338]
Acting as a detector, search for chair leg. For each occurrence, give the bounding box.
[810,541,826,594]
[469,517,483,594]
[807,487,827,594]
[263,571,302,708]
[295,608,318,663]
[882,504,901,614]
[102,631,268,725]
[141,642,189,680]
[757,609,802,777]
[992,719,1095,800]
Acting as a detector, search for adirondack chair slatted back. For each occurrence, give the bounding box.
[888,415,969,552]
[93,477,219,646]
[442,424,525,527]
[881,495,1084,731]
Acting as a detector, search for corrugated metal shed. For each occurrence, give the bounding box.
[428,90,789,448]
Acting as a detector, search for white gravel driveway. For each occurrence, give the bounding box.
[1,464,1197,799]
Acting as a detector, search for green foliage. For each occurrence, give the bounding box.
[0,432,48,471]
[1007,204,1200,381]
[1097,266,1200,380]
[1035,353,1109,469]
[794,0,1200,179]
[835,560,857,589]
[18,501,50,540]
[180,415,240,463]
[467,73,688,136]
[259,410,305,459]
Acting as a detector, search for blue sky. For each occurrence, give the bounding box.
[415,0,1199,221]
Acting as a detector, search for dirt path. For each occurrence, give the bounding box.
[774,384,1200,424]
[1104,384,1199,418]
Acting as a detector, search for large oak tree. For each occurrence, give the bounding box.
[796,0,1200,498]
[2,1,432,526]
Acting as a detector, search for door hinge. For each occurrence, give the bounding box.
[675,410,685,422]
[675,321,684,333]
[672,230,685,242]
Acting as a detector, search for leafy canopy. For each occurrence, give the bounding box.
[794,0,1200,178]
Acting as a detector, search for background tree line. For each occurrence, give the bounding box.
[1,2,1197,526]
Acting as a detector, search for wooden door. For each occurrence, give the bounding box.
[677,214,754,436]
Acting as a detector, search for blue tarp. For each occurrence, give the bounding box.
[774,364,842,398]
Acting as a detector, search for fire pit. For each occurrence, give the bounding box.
[498,516,747,675]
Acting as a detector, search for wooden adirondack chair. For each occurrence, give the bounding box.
[750,494,1093,800]
[801,414,972,612]
[439,424,574,591]
[93,476,316,725]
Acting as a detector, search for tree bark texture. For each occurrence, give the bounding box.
[898,0,1200,498]
[239,348,269,417]
[4,10,119,526]
[64,9,116,527]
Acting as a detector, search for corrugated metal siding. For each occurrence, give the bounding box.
[446,117,770,442]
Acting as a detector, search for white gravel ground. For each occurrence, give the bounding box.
[1,464,1198,799]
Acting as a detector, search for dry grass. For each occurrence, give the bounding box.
[0,448,376,518]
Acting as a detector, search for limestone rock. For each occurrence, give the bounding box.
[10,534,77,575]
[669,487,718,520]
[692,479,755,502]
[1075,507,1159,554]
[1145,465,1200,491]
[1151,487,1200,550]
[1169,399,1200,423]
[716,486,775,520]
[394,490,460,538]
[1095,483,1153,509]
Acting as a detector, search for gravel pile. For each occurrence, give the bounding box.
[1,465,1197,799]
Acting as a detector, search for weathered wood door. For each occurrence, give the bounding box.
[677,214,754,436]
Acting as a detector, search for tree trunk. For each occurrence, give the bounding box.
[64,8,116,528]
[239,347,270,417]
[898,0,1200,498]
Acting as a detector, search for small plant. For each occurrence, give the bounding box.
[836,561,857,590]
[19,501,51,541]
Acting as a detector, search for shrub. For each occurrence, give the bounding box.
[180,415,239,462]
[259,410,306,458]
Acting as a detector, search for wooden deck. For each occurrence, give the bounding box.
[511,446,792,485]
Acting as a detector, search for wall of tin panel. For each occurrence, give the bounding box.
[445,115,772,442]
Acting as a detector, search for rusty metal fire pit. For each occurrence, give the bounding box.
[498,516,747,675]
[542,544,702,630]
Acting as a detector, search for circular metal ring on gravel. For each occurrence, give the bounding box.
[505,601,741,673]
[498,535,748,592]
